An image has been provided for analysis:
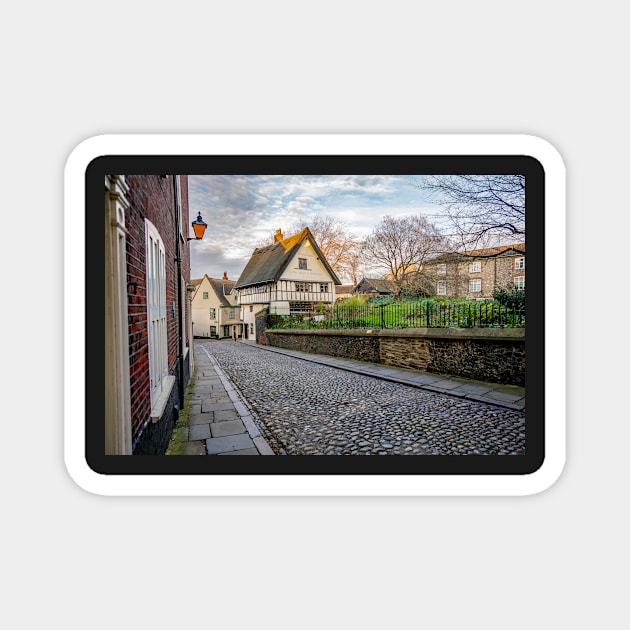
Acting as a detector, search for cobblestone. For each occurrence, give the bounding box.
[200,340,526,456]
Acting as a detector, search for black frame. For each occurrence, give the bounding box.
[88,154,544,477]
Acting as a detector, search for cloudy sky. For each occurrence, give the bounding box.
[187,174,441,281]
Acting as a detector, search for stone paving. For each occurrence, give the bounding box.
[166,343,275,455]
[199,340,526,456]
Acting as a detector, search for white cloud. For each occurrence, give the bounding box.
[188,174,445,280]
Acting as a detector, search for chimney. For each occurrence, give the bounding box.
[223,272,228,280]
[274,228,284,242]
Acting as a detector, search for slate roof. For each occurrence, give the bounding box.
[354,277,397,294]
[191,275,236,307]
[209,278,236,307]
[336,284,356,295]
[234,227,341,288]
[426,243,526,264]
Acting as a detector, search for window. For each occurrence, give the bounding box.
[203,291,208,299]
[290,301,314,314]
[469,261,481,273]
[249,323,254,335]
[209,308,216,319]
[249,305,253,312]
[437,280,446,295]
[298,258,308,270]
[437,264,446,275]
[514,276,525,291]
[295,282,312,292]
[469,279,481,293]
[229,309,235,319]
[145,219,168,407]
[210,326,217,337]
[320,283,328,293]
[255,285,265,293]
[515,257,525,270]
[223,326,230,337]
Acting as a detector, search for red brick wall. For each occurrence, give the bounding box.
[124,175,190,444]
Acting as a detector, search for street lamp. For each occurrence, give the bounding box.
[188,211,207,241]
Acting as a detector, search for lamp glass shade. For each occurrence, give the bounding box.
[191,213,207,240]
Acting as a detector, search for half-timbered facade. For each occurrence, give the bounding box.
[234,228,341,339]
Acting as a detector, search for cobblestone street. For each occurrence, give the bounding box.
[200,340,526,456]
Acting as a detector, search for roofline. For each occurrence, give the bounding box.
[234,227,342,288]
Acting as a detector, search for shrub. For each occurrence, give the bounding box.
[492,286,525,310]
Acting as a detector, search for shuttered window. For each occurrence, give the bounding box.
[145,219,168,407]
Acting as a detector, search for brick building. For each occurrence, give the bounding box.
[104,174,197,454]
[422,244,526,299]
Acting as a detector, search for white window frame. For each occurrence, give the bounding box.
[145,219,170,412]
[515,257,525,270]
[437,280,446,295]
[437,264,446,275]
[298,258,308,270]
[209,308,216,319]
[514,276,526,291]
[469,279,481,293]
[469,261,481,273]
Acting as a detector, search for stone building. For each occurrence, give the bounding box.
[422,244,525,299]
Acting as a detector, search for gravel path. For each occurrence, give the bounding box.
[201,340,526,456]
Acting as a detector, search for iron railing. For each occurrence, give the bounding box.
[267,300,525,330]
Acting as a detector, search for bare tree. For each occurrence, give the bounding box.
[362,215,446,298]
[418,175,525,249]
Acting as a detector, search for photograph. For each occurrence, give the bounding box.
[87,148,546,479]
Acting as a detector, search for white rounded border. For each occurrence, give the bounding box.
[64,134,565,496]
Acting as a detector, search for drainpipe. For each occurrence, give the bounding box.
[173,175,185,408]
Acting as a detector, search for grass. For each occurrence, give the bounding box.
[165,377,195,455]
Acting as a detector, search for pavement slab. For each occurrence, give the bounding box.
[218,448,260,456]
[210,419,246,438]
[189,423,212,441]
[206,433,256,454]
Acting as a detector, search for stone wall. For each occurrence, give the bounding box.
[265,328,525,386]
[265,330,380,362]
[255,308,270,345]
